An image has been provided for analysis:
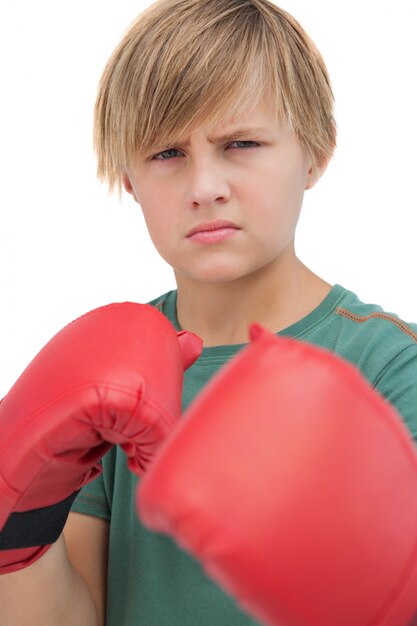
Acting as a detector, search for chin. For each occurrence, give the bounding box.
[184,266,253,285]
[174,252,273,285]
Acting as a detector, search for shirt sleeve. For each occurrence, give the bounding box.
[374,344,417,444]
[71,463,111,521]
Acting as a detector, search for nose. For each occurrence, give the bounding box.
[187,156,231,209]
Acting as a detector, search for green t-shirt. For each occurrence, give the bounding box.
[71,284,417,625]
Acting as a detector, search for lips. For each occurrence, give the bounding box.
[186,219,240,237]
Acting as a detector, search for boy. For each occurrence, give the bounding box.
[0,1,416,625]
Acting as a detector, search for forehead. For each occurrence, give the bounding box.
[181,92,284,143]
[221,90,277,125]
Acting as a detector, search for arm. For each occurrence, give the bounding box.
[138,323,417,626]
[0,302,201,621]
[64,513,109,626]
[0,534,98,626]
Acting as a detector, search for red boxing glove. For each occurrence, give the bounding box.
[0,302,202,574]
[138,324,417,626]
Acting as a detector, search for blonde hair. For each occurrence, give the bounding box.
[95,0,337,195]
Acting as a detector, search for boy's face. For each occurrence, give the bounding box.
[123,93,327,285]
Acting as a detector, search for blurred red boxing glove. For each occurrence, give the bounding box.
[138,324,417,626]
[0,302,202,574]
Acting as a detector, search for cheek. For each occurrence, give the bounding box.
[135,186,176,241]
[251,165,307,238]
[134,184,159,217]
[141,209,172,249]
[257,164,305,212]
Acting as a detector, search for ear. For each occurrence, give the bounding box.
[305,154,331,191]
[122,172,139,203]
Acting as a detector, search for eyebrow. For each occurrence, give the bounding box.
[177,127,269,147]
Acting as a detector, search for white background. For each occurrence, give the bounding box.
[0,1,416,395]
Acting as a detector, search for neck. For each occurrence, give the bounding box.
[174,253,331,347]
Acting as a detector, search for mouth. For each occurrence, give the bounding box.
[186,219,241,244]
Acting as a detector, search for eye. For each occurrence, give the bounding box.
[151,140,260,161]
[229,140,260,149]
[152,148,182,161]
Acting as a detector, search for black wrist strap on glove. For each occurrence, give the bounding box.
[0,491,80,550]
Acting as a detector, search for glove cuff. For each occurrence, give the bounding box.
[0,491,79,552]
